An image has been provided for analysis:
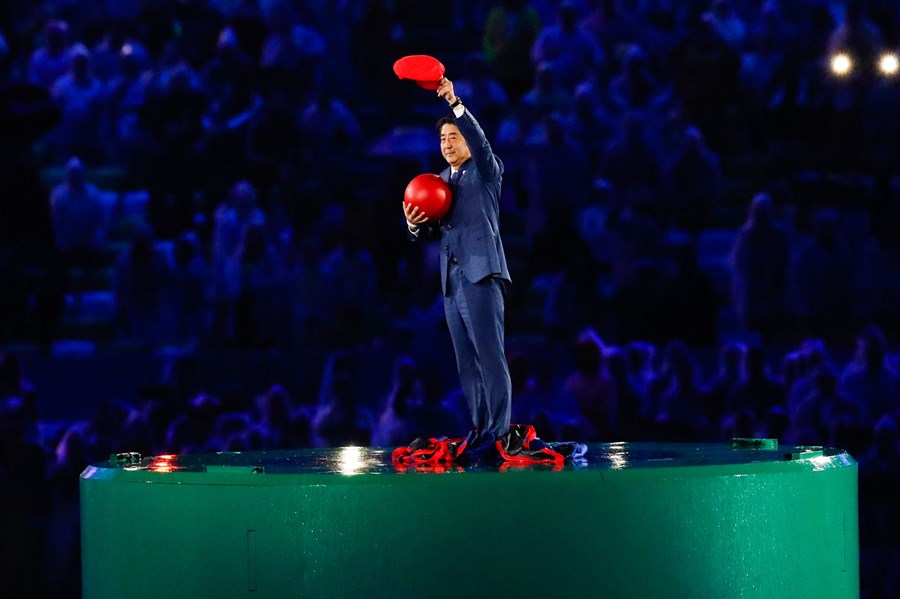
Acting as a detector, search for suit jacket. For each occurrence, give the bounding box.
[412,108,511,296]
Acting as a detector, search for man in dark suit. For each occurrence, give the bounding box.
[403,77,512,451]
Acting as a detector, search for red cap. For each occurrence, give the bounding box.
[393,54,445,90]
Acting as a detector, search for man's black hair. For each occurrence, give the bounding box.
[435,115,457,132]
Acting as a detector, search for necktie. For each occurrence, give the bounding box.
[450,170,460,186]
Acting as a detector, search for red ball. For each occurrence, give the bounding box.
[404,173,452,220]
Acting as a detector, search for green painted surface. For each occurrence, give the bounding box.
[81,443,859,598]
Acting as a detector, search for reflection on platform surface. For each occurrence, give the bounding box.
[88,440,850,477]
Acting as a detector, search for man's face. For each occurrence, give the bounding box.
[440,123,471,168]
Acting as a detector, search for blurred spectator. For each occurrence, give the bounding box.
[311,374,371,448]
[199,85,262,194]
[166,231,210,348]
[791,363,869,444]
[91,26,151,84]
[253,384,300,449]
[561,329,617,439]
[223,222,288,349]
[45,423,82,596]
[531,1,602,91]
[319,228,378,346]
[103,43,151,168]
[114,228,170,347]
[525,211,599,337]
[165,393,222,454]
[259,0,326,102]
[49,156,107,279]
[580,0,640,61]
[122,397,174,457]
[371,357,421,447]
[667,125,722,232]
[669,11,742,145]
[140,62,208,235]
[605,346,648,439]
[522,113,592,241]
[84,399,134,458]
[853,230,900,328]
[213,180,266,278]
[27,20,71,90]
[210,410,253,451]
[508,350,551,425]
[599,112,666,217]
[664,242,718,345]
[202,26,255,110]
[564,82,616,171]
[788,208,855,337]
[779,350,805,395]
[654,339,709,438]
[244,86,303,199]
[200,25,259,178]
[409,366,469,440]
[731,192,789,339]
[299,89,360,148]
[727,346,786,428]
[518,61,572,132]
[703,342,745,427]
[607,44,668,115]
[786,338,833,415]
[228,0,269,61]
[298,88,362,190]
[839,324,900,420]
[646,339,687,416]
[739,0,788,112]
[857,414,900,599]
[703,0,746,49]
[607,190,664,289]
[625,341,656,398]
[50,44,104,161]
[483,0,542,100]
[286,238,329,345]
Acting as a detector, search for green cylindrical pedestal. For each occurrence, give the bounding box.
[81,443,858,598]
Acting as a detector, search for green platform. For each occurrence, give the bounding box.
[81,443,858,598]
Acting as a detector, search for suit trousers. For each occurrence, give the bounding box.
[444,262,511,438]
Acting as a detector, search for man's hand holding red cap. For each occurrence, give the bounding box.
[436,77,458,107]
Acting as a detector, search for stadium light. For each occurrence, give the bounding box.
[878,52,899,76]
[830,52,853,77]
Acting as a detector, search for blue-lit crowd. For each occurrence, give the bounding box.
[1,1,900,597]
